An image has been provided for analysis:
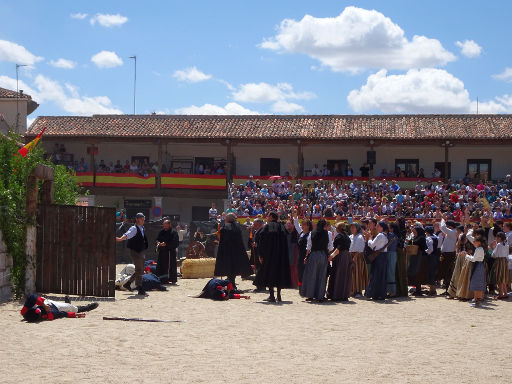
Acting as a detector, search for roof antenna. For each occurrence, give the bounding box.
[476,96,479,115]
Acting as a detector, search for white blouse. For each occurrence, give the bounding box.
[466,247,485,262]
[492,242,509,258]
[349,233,365,253]
[368,232,388,252]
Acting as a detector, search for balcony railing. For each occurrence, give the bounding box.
[74,172,443,190]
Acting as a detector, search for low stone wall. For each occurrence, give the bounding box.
[0,230,12,301]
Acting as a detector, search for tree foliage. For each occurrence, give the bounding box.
[0,132,80,296]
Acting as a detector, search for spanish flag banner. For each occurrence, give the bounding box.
[17,126,46,157]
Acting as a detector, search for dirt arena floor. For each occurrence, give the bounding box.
[2,266,512,384]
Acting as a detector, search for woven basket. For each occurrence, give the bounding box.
[181,257,216,279]
[406,245,419,256]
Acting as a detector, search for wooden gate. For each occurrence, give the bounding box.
[36,205,116,297]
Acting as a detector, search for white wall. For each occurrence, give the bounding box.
[0,99,27,134]
[0,230,12,301]
[233,143,297,176]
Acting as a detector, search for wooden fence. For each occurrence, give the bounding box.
[36,205,116,297]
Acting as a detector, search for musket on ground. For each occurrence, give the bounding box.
[103,316,184,323]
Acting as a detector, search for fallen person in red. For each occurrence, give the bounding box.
[194,278,250,300]
[20,294,99,322]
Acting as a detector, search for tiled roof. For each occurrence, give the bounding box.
[0,87,33,100]
[26,114,512,141]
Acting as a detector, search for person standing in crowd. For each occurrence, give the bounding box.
[214,213,253,289]
[301,219,333,302]
[293,210,312,286]
[463,235,487,307]
[446,225,466,299]
[156,219,180,285]
[386,222,399,298]
[327,222,353,301]
[250,218,265,292]
[407,224,429,296]
[395,218,409,297]
[364,221,389,301]
[490,232,510,300]
[425,226,438,296]
[284,218,299,288]
[438,215,458,295]
[209,203,218,221]
[116,212,149,296]
[349,222,368,297]
[253,212,291,302]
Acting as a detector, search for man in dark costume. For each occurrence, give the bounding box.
[250,218,265,292]
[214,213,253,289]
[253,212,291,302]
[195,278,250,300]
[156,219,180,284]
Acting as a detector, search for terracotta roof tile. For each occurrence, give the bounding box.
[0,87,32,100]
[25,114,512,141]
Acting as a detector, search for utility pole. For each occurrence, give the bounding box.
[129,55,137,114]
[15,63,27,132]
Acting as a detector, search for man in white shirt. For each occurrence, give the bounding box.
[438,216,458,295]
[116,213,149,295]
[209,203,218,221]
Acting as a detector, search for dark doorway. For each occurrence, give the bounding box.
[395,159,419,177]
[327,160,348,176]
[195,157,214,174]
[260,158,280,176]
[467,159,492,181]
[124,199,152,220]
[192,206,210,221]
[434,162,451,178]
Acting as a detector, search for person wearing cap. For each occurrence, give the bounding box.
[116,212,149,296]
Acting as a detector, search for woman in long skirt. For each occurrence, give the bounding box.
[364,221,389,301]
[490,232,510,299]
[395,217,408,297]
[457,227,476,300]
[447,226,466,298]
[349,223,368,297]
[301,219,333,302]
[327,222,353,301]
[386,223,399,297]
[293,211,312,286]
[407,225,429,296]
[465,235,486,307]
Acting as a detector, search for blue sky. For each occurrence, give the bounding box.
[1,0,511,121]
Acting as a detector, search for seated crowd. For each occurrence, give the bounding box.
[227,175,512,220]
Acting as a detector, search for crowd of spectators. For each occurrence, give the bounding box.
[227,175,512,221]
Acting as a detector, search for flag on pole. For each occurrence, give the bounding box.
[17,126,46,158]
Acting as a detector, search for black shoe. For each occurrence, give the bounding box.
[276,292,282,302]
[264,296,276,302]
[137,287,147,296]
[440,290,449,296]
[77,302,99,313]
[123,281,133,292]
[64,295,71,304]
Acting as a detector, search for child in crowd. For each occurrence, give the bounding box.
[462,236,486,307]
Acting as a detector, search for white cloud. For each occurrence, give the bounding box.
[91,50,123,68]
[27,117,35,127]
[0,74,122,115]
[173,67,212,83]
[271,100,305,113]
[260,6,456,73]
[0,39,43,65]
[175,102,259,115]
[493,67,512,83]
[70,13,88,20]
[90,13,128,28]
[49,58,76,69]
[347,68,512,114]
[455,40,482,58]
[233,82,315,103]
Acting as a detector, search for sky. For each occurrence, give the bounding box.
[1,0,512,124]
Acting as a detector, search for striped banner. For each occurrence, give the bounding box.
[74,172,94,187]
[161,173,226,190]
[95,173,156,188]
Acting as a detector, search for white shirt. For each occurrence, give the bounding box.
[125,224,144,239]
[440,219,457,253]
[349,233,365,253]
[306,230,334,252]
[492,242,509,258]
[368,232,388,252]
[426,236,434,255]
[466,247,485,262]
[208,208,218,219]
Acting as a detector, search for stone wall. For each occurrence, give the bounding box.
[0,230,12,301]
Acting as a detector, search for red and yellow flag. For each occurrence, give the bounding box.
[17,126,46,157]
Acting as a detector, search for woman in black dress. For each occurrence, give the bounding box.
[292,210,312,286]
[327,222,353,301]
[407,225,429,296]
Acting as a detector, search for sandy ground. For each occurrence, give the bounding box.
[1,266,512,384]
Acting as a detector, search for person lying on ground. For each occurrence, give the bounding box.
[20,294,99,322]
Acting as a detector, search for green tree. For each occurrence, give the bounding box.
[0,132,80,296]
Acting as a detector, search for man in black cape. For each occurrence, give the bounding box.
[214,213,253,289]
[156,219,180,284]
[253,212,291,302]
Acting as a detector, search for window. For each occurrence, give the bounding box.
[194,157,214,174]
[326,160,348,176]
[124,199,152,220]
[260,158,280,176]
[395,159,419,177]
[467,159,491,181]
[434,162,451,178]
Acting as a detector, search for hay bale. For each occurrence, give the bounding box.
[181,258,216,279]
